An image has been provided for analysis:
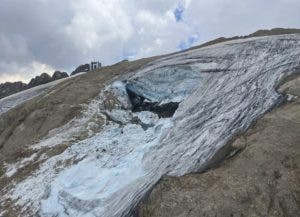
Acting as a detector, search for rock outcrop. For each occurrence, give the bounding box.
[52,71,69,81]
[27,73,52,88]
[70,63,90,76]
[0,71,69,100]
[138,75,300,217]
[0,82,27,99]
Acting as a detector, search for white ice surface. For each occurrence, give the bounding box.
[3,34,300,217]
[6,118,172,217]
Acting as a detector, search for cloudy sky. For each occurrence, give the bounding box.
[1,0,300,83]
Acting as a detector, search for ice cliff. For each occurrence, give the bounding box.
[2,34,300,217]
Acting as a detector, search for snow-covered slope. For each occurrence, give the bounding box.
[1,35,300,217]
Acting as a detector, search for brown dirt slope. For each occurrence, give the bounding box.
[0,57,157,164]
[138,75,300,217]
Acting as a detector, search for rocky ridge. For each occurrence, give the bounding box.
[0,82,27,99]
[0,71,69,99]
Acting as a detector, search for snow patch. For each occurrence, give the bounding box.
[4,153,37,178]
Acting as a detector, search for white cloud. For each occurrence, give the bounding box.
[65,0,134,52]
[0,0,300,82]
[0,34,32,62]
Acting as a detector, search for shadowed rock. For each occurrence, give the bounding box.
[71,64,90,76]
[27,73,52,88]
[0,82,27,99]
[52,71,69,81]
[126,86,179,118]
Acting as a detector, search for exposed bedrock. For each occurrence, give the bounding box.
[0,81,27,99]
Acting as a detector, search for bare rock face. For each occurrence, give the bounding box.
[70,64,90,76]
[0,72,68,100]
[0,82,27,99]
[52,71,69,81]
[27,73,52,88]
[138,76,300,217]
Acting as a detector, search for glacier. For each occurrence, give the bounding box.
[2,35,300,217]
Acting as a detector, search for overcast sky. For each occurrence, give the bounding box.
[1,0,300,83]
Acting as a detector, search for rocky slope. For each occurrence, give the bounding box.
[138,75,300,217]
[52,71,69,81]
[71,63,90,76]
[0,31,300,217]
[0,71,69,100]
[0,58,156,161]
[0,82,27,99]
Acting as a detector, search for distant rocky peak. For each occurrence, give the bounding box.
[27,73,52,88]
[52,71,69,81]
